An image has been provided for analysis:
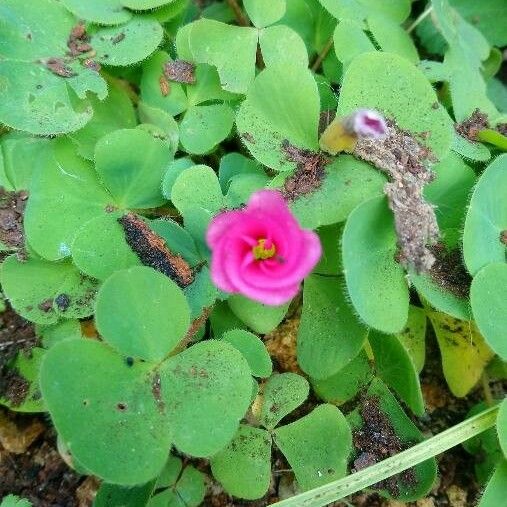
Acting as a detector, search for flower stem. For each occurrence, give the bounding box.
[226,0,250,27]
[407,5,433,34]
[271,405,499,507]
[311,36,334,72]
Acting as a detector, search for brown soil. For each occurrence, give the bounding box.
[118,212,194,287]
[67,23,92,57]
[352,397,416,497]
[353,119,439,273]
[43,58,77,78]
[164,60,196,84]
[0,187,28,260]
[0,411,86,506]
[455,110,489,142]
[281,140,328,201]
[0,303,38,407]
[428,245,472,299]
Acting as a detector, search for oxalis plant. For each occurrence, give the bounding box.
[0,0,506,505]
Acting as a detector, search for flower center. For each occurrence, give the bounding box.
[252,238,276,260]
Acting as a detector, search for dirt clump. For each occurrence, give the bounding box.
[428,244,472,299]
[0,188,28,260]
[455,109,489,142]
[0,304,38,407]
[281,140,328,201]
[164,60,196,84]
[352,396,417,497]
[496,123,507,136]
[43,57,77,78]
[67,23,92,57]
[353,119,439,273]
[118,212,194,287]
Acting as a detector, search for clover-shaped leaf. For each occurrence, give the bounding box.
[0,0,111,134]
[236,63,320,171]
[221,329,272,378]
[342,196,409,334]
[161,340,253,457]
[95,266,190,361]
[273,404,352,491]
[244,0,286,28]
[1,255,97,325]
[40,339,172,485]
[60,0,132,25]
[298,275,368,380]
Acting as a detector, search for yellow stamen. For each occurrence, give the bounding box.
[252,238,276,260]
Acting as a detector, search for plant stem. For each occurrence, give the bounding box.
[407,5,433,34]
[271,405,499,507]
[226,0,250,27]
[311,37,334,72]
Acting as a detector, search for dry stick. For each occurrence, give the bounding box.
[226,0,250,27]
[311,36,334,72]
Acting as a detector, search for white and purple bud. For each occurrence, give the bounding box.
[343,109,387,138]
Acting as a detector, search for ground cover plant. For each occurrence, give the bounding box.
[0,0,506,505]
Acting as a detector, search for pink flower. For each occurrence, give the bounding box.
[343,109,387,137]
[206,190,322,306]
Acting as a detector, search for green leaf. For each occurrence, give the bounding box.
[259,373,309,430]
[369,330,425,416]
[274,404,352,490]
[451,132,491,162]
[288,155,385,230]
[183,266,218,320]
[347,378,437,501]
[171,165,224,215]
[221,329,272,378]
[236,63,320,171]
[91,18,163,66]
[427,311,494,397]
[0,0,108,135]
[479,460,507,507]
[180,104,234,154]
[0,132,52,191]
[172,464,206,507]
[228,295,290,334]
[186,64,237,106]
[337,52,453,160]
[367,16,418,63]
[95,266,190,361]
[1,255,97,325]
[396,306,427,373]
[161,158,195,201]
[311,351,373,405]
[225,172,270,208]
[498,399,507,457]
[318,0,411,24]
[333,19,375,66]
[94,481,156,507]
[24,139,112,261]
[470,263,507,360]
[151,218,201,266]
[161,340,253,456]
[41,339,172,485]
[342,196,409,334]
[187,19,258,94]
[0,496,32,507]
[140,51,188,116]
[314,223,342,276]
[61,0,131,25]
[122,0,177,9]
[0,347,46,413]
[137,110,179,158]
[38,319,82,349]
[298,275,367,380]
[424,152,477,248]
[218,153,262,192]
[72,213,140,281]
[244,0,286,28]
[450,0,507,47]
[69,84,136,161]
[95,128,170,209]
[210,425,272,500]
[259,25,308,67]
[463,154,507,275]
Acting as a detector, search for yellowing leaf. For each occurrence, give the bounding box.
[427,311,494,397]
